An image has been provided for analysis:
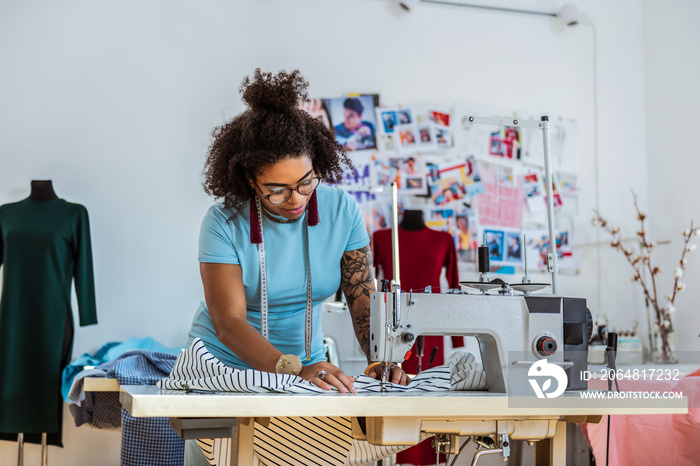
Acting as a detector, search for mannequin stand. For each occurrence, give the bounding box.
[15,432,48,466]
[17,433,23,466]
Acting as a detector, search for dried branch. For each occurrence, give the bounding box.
[631,190,660,318]
[670,220,696,304]
[593,208,658,320]
[592,192,699,362]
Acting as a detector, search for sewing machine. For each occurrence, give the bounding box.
[369,285,590,394]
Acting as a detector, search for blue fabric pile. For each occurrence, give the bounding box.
[66,338,185,466]
[62,336,183,401]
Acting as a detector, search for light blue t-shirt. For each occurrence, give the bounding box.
[189,184,369,370]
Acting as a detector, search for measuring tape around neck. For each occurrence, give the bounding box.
[255,195,313,361]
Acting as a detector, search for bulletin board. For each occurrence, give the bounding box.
[302,96,581,279]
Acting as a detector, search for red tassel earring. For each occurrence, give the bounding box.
[250,190,263,244]
[307,190,319,227]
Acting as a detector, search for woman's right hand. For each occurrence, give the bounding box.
[300,362,356,394]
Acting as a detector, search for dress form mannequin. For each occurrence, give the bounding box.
[399,209,426,231]
[29,180,58,201]
[19,181,57,465]
[1,180,96,465]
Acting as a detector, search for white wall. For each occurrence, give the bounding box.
[0,0,653,464]
[644,0,700,354]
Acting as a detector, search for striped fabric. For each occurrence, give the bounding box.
[158,338,485,393]
[159,338,486,465]
[255,416,352,465]
[195,438,231,465]
[195,419,409,466]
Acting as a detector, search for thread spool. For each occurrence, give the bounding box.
[478,245,490,274]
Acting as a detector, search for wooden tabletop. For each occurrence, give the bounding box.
[120,385,687,419]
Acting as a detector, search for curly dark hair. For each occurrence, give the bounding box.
[202,69,352,215]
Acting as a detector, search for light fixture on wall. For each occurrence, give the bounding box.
[397,0,419,11]
[394,1,584,28]
[557,3,582,26]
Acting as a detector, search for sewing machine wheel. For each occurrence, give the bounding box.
[510,283,550,294]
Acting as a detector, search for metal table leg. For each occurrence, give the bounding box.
[534,421,566,466]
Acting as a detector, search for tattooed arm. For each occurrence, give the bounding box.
[341,245,410,385]
[340,245,376,363]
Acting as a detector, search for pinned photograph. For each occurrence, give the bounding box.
[489,126,521,160]
[464,155,485,196]
[373,156,401,187]
[427,209,456,236]
[524,229,574,270]
[434,126,452,148]
[456,209,478,262]
[558,172,579,196]
[428,109,451,127]
[401,155,427,193]
[378,109,398,134]
[373,153,428,195]
[429,164,467,206]
[524,173,539,183]
[339,152,372,194]
[362,201,390,234]
[299,98,332,130]
[495,165,517,188]
[552,192,563,209]
[397,108,414,125]
[523,171,546,213]
[395,124,419,152]
[405,177,425,190]
[416,122,437,151]
[544,172,563,209]
[484,228,505,262]
[426,162,440,183]
[324,94,378,151]
[504,231,523,263]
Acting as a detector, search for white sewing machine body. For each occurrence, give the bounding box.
[369,289,590,394]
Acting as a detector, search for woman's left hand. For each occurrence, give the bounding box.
[365,363,411,386]
[300,362,356,394]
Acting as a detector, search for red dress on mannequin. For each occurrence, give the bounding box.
[372,213,463,465]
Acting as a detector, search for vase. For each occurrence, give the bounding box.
[651,326,678,364]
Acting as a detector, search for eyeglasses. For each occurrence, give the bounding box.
[255,177,321,205]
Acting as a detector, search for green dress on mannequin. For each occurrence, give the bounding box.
[0,181,97,446]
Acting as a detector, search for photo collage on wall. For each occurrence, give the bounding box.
[524,229,574,271]
[300,95,578,271]
[376,107,453,153]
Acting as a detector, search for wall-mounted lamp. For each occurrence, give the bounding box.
[398,0,419,11]
[557,3,582,26]
[395,1,584,27]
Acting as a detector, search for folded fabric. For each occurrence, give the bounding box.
[67,349,184,466]
[62,336,184,401]
[67,367,121,430]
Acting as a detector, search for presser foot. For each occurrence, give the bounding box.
[379,362,390,392]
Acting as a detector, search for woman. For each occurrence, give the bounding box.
[189,69,408,397]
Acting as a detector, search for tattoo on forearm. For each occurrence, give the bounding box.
[341,246,376,360]
[353,307,371,361]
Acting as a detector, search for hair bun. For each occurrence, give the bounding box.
[240,68,309,112]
